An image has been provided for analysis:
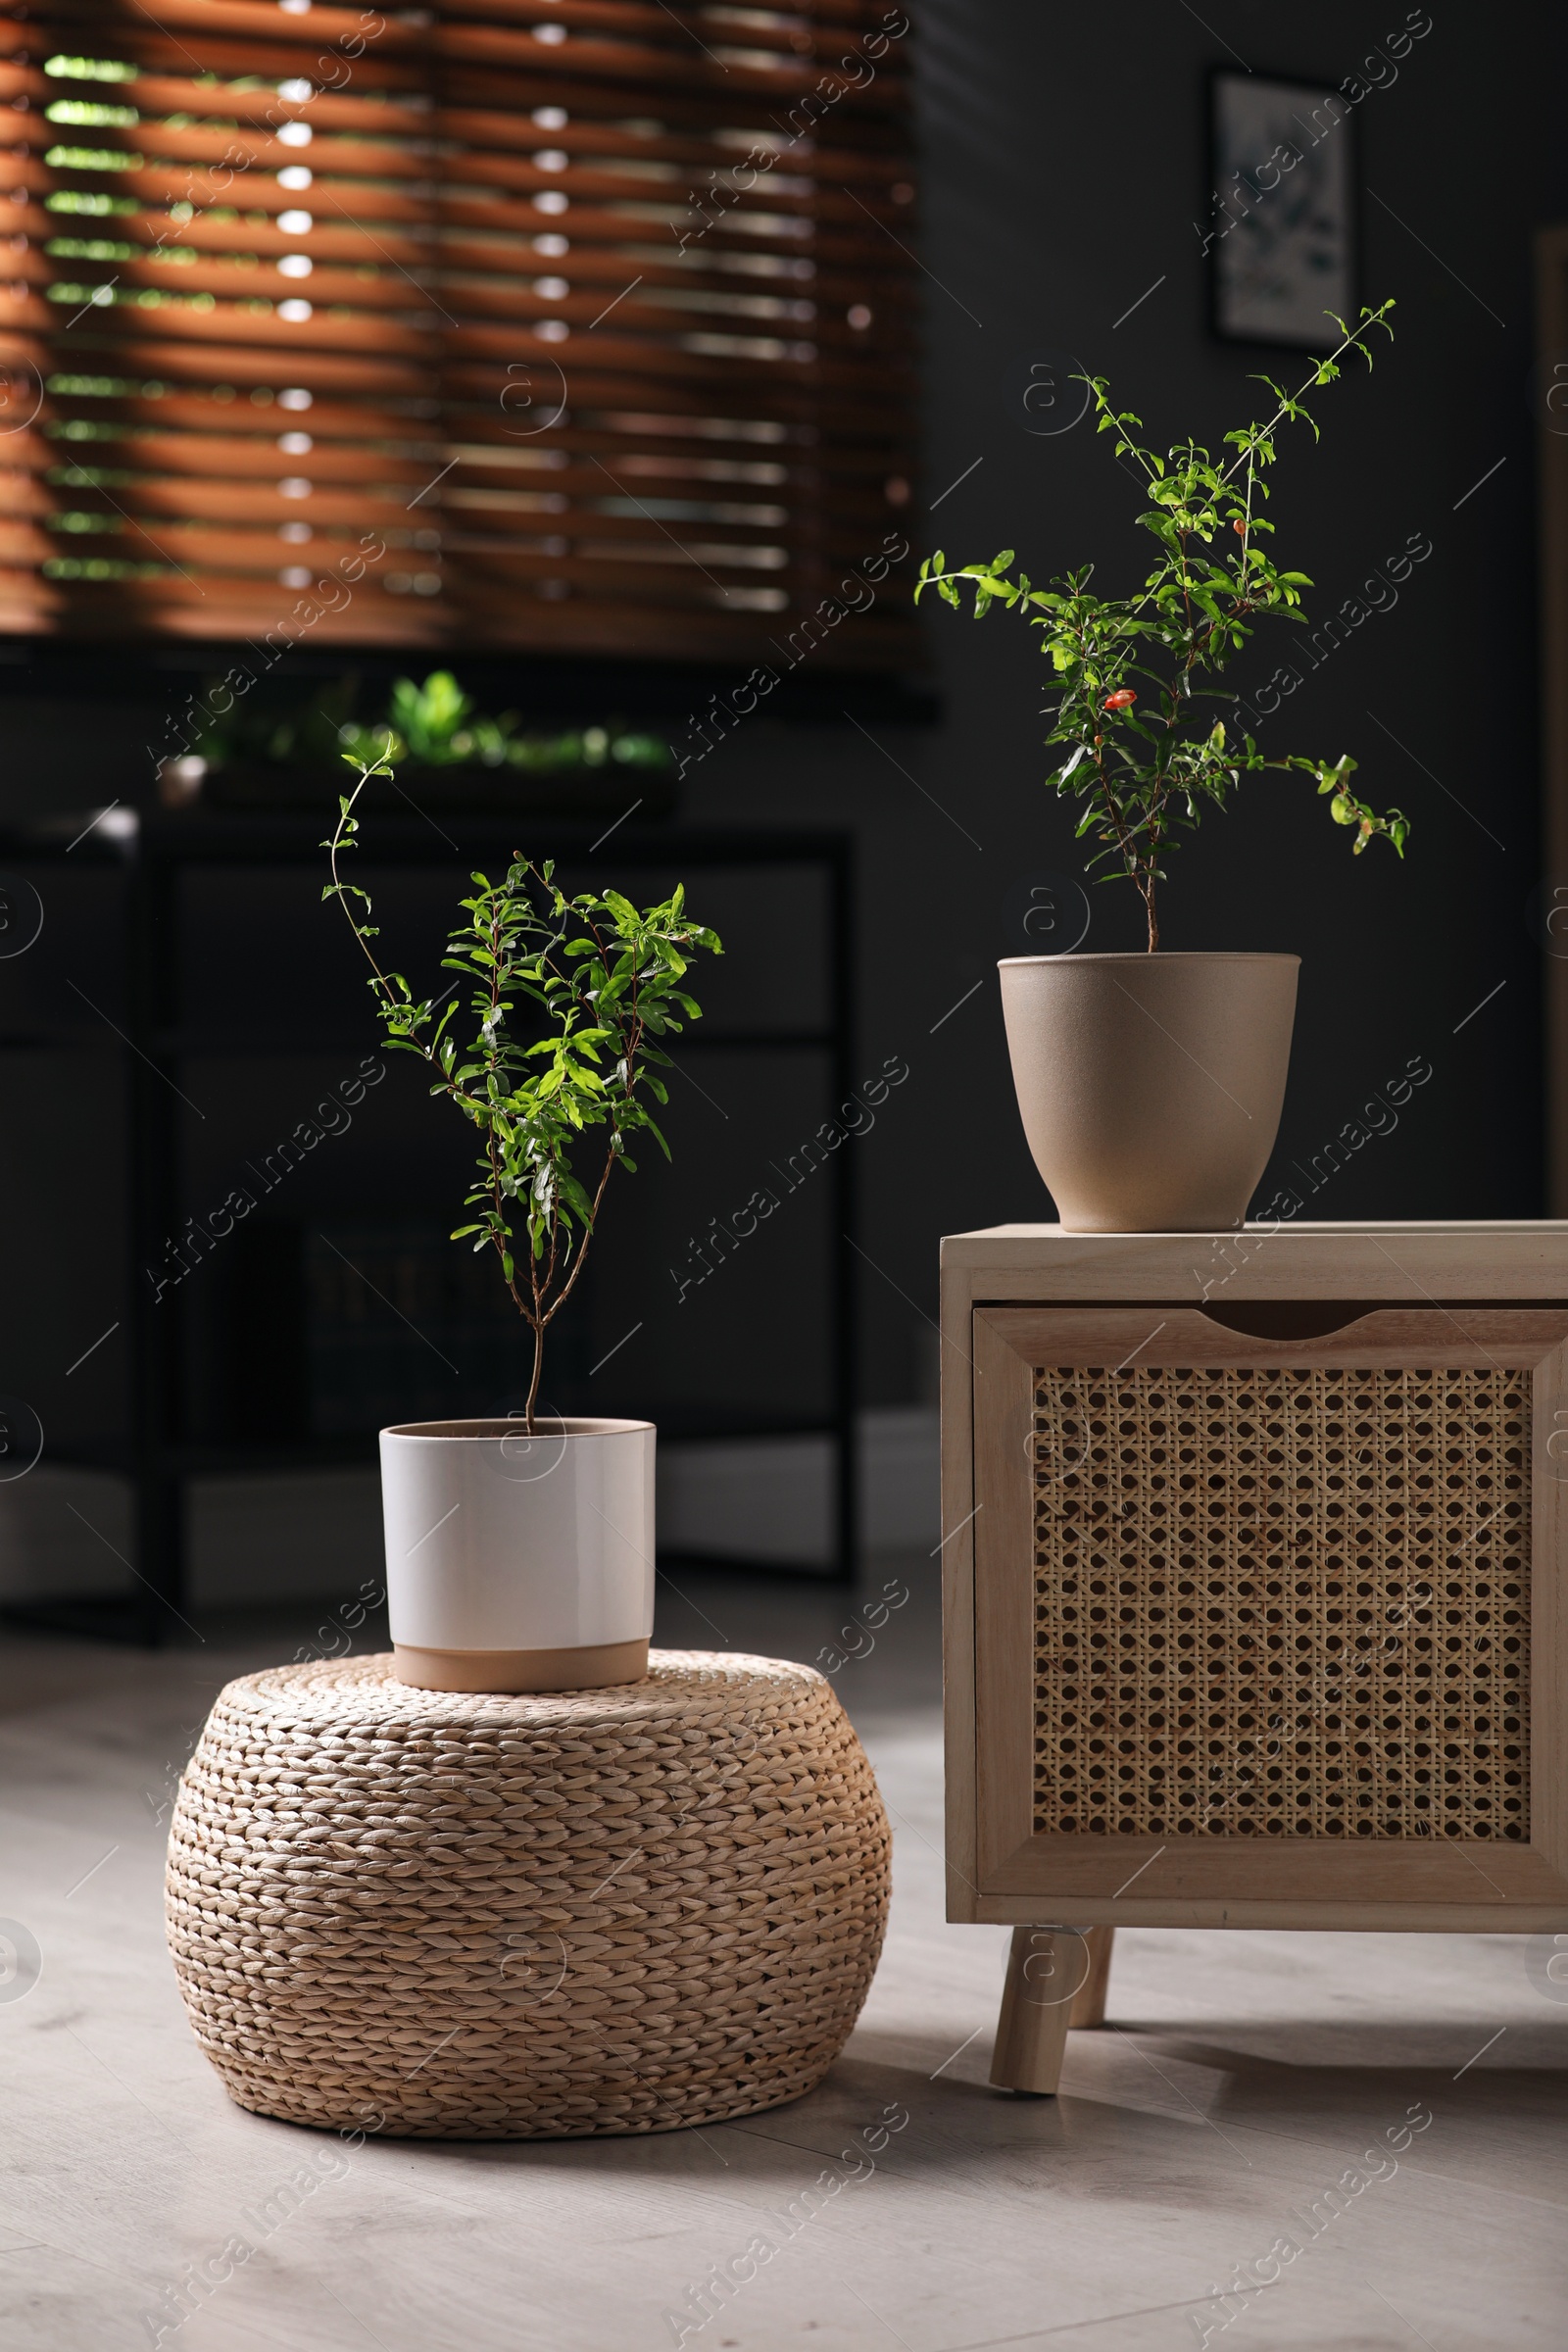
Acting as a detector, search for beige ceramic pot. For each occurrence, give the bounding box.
[998,952,1299,1232]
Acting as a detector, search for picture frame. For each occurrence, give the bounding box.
[1208,70,1358,348]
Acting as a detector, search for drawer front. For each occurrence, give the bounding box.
[966,1306,1568,1922]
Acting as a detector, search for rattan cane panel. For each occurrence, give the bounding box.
[1031,1366,1530,1840]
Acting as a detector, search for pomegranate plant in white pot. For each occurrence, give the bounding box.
[917,301,1410,1234]
[326,763,720,1692]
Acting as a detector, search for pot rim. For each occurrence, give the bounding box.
[998,951,1300,967]
[381,1415,655,1441]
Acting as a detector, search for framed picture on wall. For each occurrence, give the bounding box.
[1208,71,1357,347]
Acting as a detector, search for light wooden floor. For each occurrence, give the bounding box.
[2,1563,1564,2351]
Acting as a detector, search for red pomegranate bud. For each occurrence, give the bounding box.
[1103,689,1136,710]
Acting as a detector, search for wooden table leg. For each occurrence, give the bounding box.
[1068,1926,1114,2029]
[989,1927,1078,2095]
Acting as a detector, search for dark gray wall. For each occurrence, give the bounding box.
[2,2,1564,1420]
[682,0,1568,1399]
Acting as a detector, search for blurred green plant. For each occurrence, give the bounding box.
[916,304,1409,951]
[337,670,672,776]
[192,669,671,780]
[324,756,720,1429]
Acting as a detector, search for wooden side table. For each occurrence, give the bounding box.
[940,1221,1568,2093]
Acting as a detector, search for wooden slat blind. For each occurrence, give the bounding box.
[0,0,916,661]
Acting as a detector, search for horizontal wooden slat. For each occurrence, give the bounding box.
[89,215,431,270]
[432,239,915,309]
[438,110,910,184]
[18,122,441,182]
[26,2,431,55]
[444,423,913,481]
[48,484,435,531]
[442,0,901,56]
[434,316,908,381]
[446,464,899,521]
[28,392,439,442]
[423,201,919,270]
[31,0,902,51]
[0,518,69,563]
[34,260,432,317]
[17,312,434,369]
[1,66,428,132]
[26,255,910,352]
[44,520,412,569]
[7,60,907,183]
[0,159,430,224]
[22,448,754,508]
[44,434,438,485]
[39,596,445,646]
[51,352,431,408]
[37,501,898,586]
[432,26,905,107]
[427,75,909,146]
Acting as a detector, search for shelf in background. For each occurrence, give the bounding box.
[0,814,862,1634]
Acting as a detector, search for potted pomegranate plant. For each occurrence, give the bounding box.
[325,764,720,1693]
[917,302,1408,1233]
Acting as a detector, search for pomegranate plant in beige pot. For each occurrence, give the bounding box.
[917,302,1409,1234]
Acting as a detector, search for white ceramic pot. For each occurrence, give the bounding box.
[379,1416,655,1693]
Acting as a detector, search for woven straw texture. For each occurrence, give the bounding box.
[166,1650,890,2139]
[1032,1365,1530,1841]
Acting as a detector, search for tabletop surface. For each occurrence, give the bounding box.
[939,1222,1568,1299]
[947,1221,1568,1242]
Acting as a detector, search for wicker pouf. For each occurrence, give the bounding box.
[165,1649,890,2139]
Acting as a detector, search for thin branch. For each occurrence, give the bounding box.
[1215,305,1393,492]
[542,1139,620,1328]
